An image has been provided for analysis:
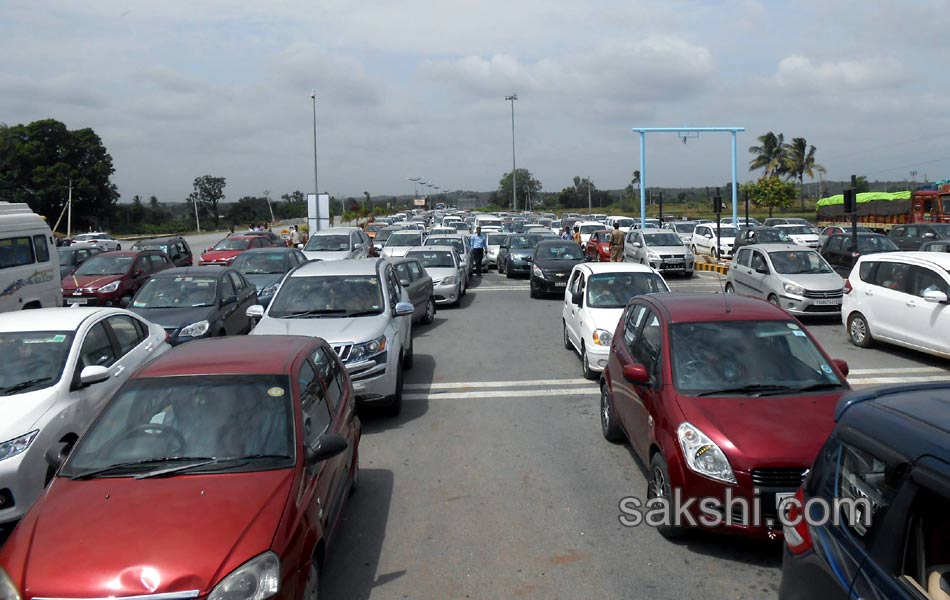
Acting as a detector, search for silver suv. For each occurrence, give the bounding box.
[248,258,414,415]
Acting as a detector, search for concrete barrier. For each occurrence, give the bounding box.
[695,261,730,275]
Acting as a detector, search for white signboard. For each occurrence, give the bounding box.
[307,193,332,232]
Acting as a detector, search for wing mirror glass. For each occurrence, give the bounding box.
[755,265,769,275]
[570,290,583,305]
[222,294,238,305]
[399,278,411,287]
[44,441,71,473]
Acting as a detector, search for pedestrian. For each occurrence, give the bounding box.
[572,225,582,246]
[470,226,487,276]
[560,226,572,240]
[228,224,235,235]
[290,225,301,247]
[609,222,625,262]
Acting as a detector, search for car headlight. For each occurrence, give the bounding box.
[592,329,612,346]
[97,280,120,293]
[677,422,736,484]
[0,567,21,600]
[208,552,279,600]
[647,251,659,260]
[783,282,805,296]
[442,275,457,286]
[532,264,544,278]
[0,430,38,462]
[348,335,387,362]
[259,283,280,297]
[179,320,210,338]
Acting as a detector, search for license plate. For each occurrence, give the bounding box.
[555,282,567,287]
[665,262,684,267]
[65,298,87,305]
[775,492,796,511]
[814,298,841,306]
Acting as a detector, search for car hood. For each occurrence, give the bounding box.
[675,392,843,471]
[0,387,58,438]
[62,274,123,291]
[646,245,688,255]
[426,267,458,282]
[201,250,241,262]
[587,307,625,334]
[381,246,412,257]
[252,313,387,344]
[243,273,283,291]
[533,258,583,273]
[779,272,844,291]
[16,470,294,598]
[789,234,819,243]
[303,250,349,261]
[130,306,216,330]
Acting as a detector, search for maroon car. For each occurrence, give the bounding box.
[199,235,274,266]
[600,293,851,539]
[61,250,173,306]
[0,335,360,599]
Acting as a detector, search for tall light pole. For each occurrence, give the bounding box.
[505,93,518,212]
[310,90,320,227]
[409,177,421,196]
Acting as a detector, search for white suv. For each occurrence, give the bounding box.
[691,224,738,260]
[248,258,415,415]
[842,251,950,359]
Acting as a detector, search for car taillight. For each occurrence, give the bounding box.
[782,487,812,555]
[843,279,852,294]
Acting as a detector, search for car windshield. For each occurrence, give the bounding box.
[57,248,80,261]
[75,234,107,241]
[232,252,287,274]
[769,251,833,274]
[408,250,455,268]
[375,229,397,242]
[930,224,950,236]
[213,239,250,251]
[716,227,738,237]
[780,226,813,235]
[858,236,899,253]
[487,234,508,245]
[427,237,464,254]
[133,276,218,308]
[614,219,634,227]
[536,244,585,261]
[670,321,845,395]
[386,233,423,246]
[0,331,74,395]
[586,273,668,308]
[61,375,295,477]
[671,223,696,233]
[757,230,792,242]
[451,222,470,231]
[644,233,684,246]
[510,235,543,249]
[269,275,384,317]
[305,234,350,252]
[74,255,132,276]
[579,224,602,234]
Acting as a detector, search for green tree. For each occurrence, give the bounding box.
[748,132,788,178]
[743,176,796,217]
[281,190,305,204]
[497,169,542,208]
[187,175,226,229]
[855,176,870,193]
[783,137,826,210]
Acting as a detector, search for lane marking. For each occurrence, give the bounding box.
[469,286,530,291]
[406,378,593,390]
[850,376,950,386]
[405,387,600,400]
[848,367,949,375]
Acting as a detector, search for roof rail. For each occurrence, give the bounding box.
[834,381,950,421]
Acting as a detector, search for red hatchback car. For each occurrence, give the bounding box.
[600,293,851,539]
[0,335,360,600]
[199,235,274,266]
[61,250,173,306]
[584,230,612,261]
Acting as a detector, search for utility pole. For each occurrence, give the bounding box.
[587,177,592,214]
[311,90,320,229]
[67,179,73,238]
[506,94,518,211]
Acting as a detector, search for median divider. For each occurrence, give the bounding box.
[694,260,730,275]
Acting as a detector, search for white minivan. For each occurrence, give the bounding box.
[0,202,61,313]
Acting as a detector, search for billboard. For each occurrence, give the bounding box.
[413,198,426,207]
[307,193,331,232]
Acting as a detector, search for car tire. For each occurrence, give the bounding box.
[385,361,403,417]
[724,282,735,294]
[461,278,467,296]
[529,285,539,299]
[767,294,780,307]
[303,559,320,600]
[563,321,573,351]
[684,270,694,278]
[422,297,435,324]
[648,453,689,539]
[498,259,505,275]
[848,313,874,348]
[600,383,624,442]
[506,266,514,279]
[404,337,414,370]
[116,244,122,251]
[581,343,596,381]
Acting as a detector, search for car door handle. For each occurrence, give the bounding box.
[144,342,154,352]
[113,365,125,376]
[864,290,873,296]
[906,301,916,307]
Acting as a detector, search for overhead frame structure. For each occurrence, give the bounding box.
[631,127,745,228]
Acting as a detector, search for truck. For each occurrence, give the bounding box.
[816,181,950,231]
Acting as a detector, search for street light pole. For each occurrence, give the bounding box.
[505,94,518,212]
[311,91,320,229]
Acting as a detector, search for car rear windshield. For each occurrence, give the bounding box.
[269,275,383,317]
[536,244,585,261]
[579,224,602,234]
[213,239,251,251]
[510,235,544,249]
[133,276,218,308]
[305,234,350,252]
[769,251,833,275]
[671,223,696,233]
[62,375,295,477]
[669,321,845,396]
[487,234,508,245]
[386,233,423,246]
[586,273,668,308]
[426,237,464,254]
[644,233,684,246]
[74,255,132,276]
[232,252,287,274]
[779,226,812,235]
[757,230,792,242]
[408,250,455,268]
[0,331,74,395]
[375,229,397,242]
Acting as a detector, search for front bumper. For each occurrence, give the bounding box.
[776,294,842,316]
[531,272,570,294]
[647,256,695,273]
[61,292,121,307]
[584,342,610,372]
[343,351,397,403]
[507,259,532,274]
[0,442,41,525]
[433,282,459,305]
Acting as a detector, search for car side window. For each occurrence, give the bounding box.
[751,251,768,272]
[385,266,401,306]
[905,226,919,238]
[908,265,950,298]
[148,254,166,270]
[633,310,663,384]
[228,271,246,293]
[219,274,235,299]
[826,237,841,252]
[79,322,117,368]
[313,347,345,412]
[299,361,331,448]
[736,248,751,267]
[622,304,647,350]
[871,262,911,293]
[105,315,147,356]
[394,262,410,282]
[133,256,149,274]
[859,261,878,282]
[407,261,425,281]
[567,271,582,296]
[835,442,901,544]
[891,226,905,238]
[33,234,50,263]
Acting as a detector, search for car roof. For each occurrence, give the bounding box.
[773,223,810,228]
[637,228,670,234]
[134,236,184,244]
[576,220,604,226]
[752,243,817,252]
[312,227,361,235]
[291,257,381,277]
[639,292,790,323]
[89,250,150,258]
[0,307,124,333]
[222,235,259,241]
[136,335,321,377]
[151,266,227,277]
[575,262,657,275]
[235,247,298,255]
[857,250,950,269]
[407,245,455,253]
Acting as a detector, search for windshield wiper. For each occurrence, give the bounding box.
[696,384,795,397]
[345,310,382,317]
[281,309,347,318]
[70,456,215,480]
[1,377,53,395]
[794,382,846,393]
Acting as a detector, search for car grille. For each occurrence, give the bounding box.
[333,344,353,361]
[751,468,808,489]
[804,304,841,313]
[803,289,843,299]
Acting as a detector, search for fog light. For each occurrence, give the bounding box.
[598,359,608,368]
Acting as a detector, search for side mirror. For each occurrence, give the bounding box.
[705,233,713,238]
[622,363,650,384]
[755,266,769,275]
[831,359,849,378]
[297,243,304,249]
[924,290,949,304]
[924,232,936,238]
[45,441,71,474]
[306,434,349,466]
[222,294,238,305]
[571,290,583,305]
[399,278,411,287]
[118,296,131,309]
[394,301,415,316]
[246,304,265,319]
[133,268,145,278]
[633,242,642,248]
[79,365,110,386]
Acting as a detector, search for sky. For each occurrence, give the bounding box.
[3,0,949,203]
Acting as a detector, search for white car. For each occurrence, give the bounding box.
[380,230,426,258]
[562,263,670,380]
[624,229,695,276]
[0,307,170,526]
[0,202,62,313]
[485,232,508,269]
[664,221,698,244]
[842,251,950,359]
[605,216,636,233]
[774,224,820,248]
[301,227,372,261]
[574,221,605,245]
[72,232,121,252]
[691,223,738,260]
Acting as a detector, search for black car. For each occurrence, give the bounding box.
[529,240,586,298]
[128,266,258,345]
[732,226,794,252]
[230,247,308,307]
[921,240,950,253]
[130,235,195,267]
[56,245,101,279]
[888,223,950,251]
[819,233,898,276]
[779,382,950,600]
[388,256,436,324]
[498,233,545,278]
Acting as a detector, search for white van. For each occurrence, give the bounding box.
[475,215,503,230]
[0,202,62,312]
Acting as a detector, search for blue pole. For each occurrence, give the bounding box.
[639,131,646,229]
[731,130,738,225]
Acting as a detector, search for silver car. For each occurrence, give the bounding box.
[302,227,371,261]
[725,244,845,316]
[485,232,508,269]
[407,246,466,306]
[664,221,698,244]
[624,228,695,276]
[425,235,472,281]
[0,307,169,527]
[381,230,426,258]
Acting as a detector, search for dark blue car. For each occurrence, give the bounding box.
[779,382,950,599]
[230,247,309,307]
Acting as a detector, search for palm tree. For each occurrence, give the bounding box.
[748,132,787,177]
[783,137,826,210]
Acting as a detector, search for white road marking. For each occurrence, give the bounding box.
[849,376,950,386]
[405,387,600,400]
[470,286,530,291]
[406,378,593,390]
[848,367,948,375]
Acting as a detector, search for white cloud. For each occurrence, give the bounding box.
[771,55,911,93]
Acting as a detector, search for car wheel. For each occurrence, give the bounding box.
[404,337,414,370]
[767,294,780,306]
[529,284,539,299]
[461,278,467,296]
[385,360,403,417]
[422,297,435,324]
[848,313,874,348]
[303,560,320,600]
[563,321,573,351]
[600,383,624,442]
[116,244,122,251]
[506,265,514,279]
[684,270,694,278]
[498,259,505,275]
[724,282,735,294]
[648,453,689,539]
[581,343,597,380]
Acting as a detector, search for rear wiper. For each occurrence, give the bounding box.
[282,309,347,318]
[696,384,795,397]
[70,456,215,480]
[1,378,53,395]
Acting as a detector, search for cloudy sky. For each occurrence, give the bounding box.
[3,0,949,203]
